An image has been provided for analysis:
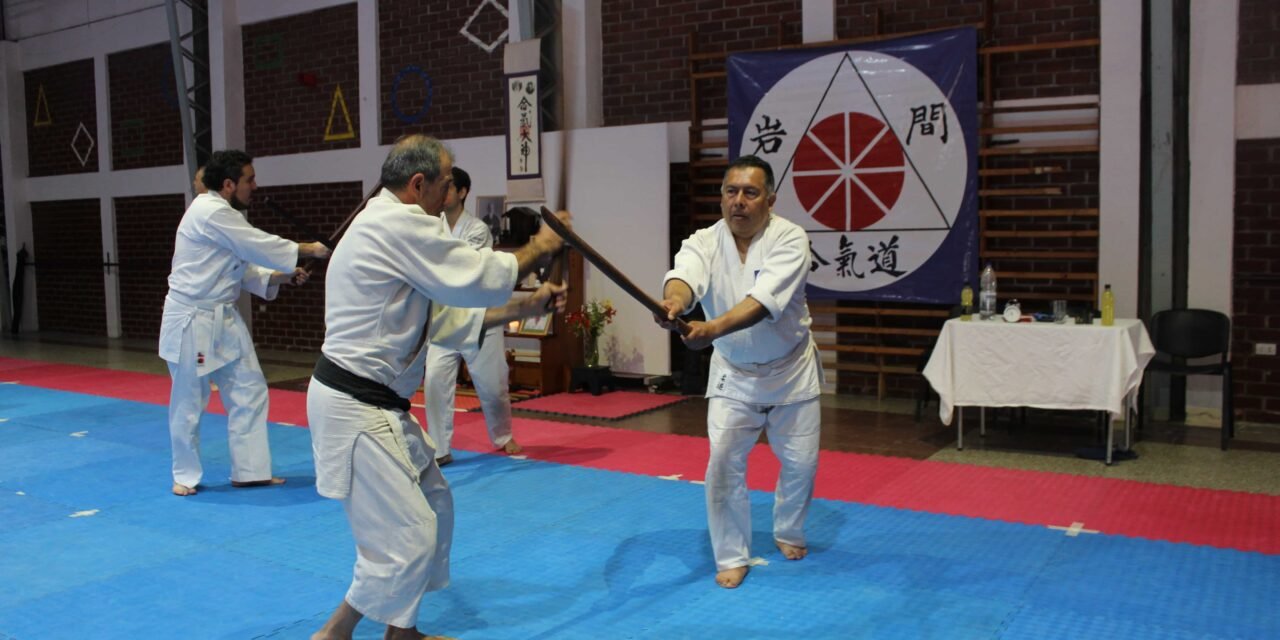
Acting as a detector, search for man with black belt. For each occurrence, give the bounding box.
[307,134,568,640]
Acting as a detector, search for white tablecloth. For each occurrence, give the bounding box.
[923,317,1155,425]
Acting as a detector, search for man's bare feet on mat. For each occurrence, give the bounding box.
[501,439,523,455]
[172,482,197,496]
[436,454,453,467]
[715,565,749,588]
[776,540,807,560]
[384,626,455,640]
[231,477,285,488]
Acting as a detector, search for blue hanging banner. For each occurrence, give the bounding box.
[727,27,978,303]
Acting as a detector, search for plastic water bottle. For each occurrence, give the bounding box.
[1101,283,1115,326]
[979,264,997,320]
[960,282,974,321]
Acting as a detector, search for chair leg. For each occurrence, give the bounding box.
[1221,369,1233,451]
[915,378,927,423]
[1136,381,1146,442]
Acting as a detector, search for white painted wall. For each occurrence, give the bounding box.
[1187,0,1238,319]
[1098,0,1143,320]
[1236,83,1280,140]
[1186,0,1239,413]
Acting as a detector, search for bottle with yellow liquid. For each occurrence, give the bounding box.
[1101,283,1115,326]
[960,282,974,321]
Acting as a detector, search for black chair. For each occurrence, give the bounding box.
[1140,309,1233,450]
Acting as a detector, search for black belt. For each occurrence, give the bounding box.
[313,354,411,412]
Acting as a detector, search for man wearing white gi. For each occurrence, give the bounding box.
[160,150,331,497]
[424,166,520,466]
[657,155,822,590]
[308,135,568,640]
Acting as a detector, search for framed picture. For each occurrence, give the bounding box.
[518,312,553,336]
[476,195,505,242]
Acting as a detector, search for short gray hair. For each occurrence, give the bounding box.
[380,134,452,189]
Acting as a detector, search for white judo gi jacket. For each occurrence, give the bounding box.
[663,214,823,404]
[311,190,518,499]
[159,192,298,374]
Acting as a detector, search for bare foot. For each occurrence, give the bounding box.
[172,482,197,496]
[715,565,749,589]
[501,439,523,455]
[436,454,453,467]
[775,540,807,560]
[231,477,286,488]
[384,626,456,640]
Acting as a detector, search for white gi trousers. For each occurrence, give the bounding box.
[308,381,454,629]
[424,325,512,458]
[166,316,272,488]
[705,396,820,571]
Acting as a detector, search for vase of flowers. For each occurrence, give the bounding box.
[565,299,617,368]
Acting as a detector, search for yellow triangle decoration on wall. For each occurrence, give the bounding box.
[33,84,53,127]
[324,84,356,142]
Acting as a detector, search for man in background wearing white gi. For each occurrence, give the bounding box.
[307,134,569,640]
[656,155,823,589]
[424,166,521,467]
[192,165,207,195]
[160,150,332,497]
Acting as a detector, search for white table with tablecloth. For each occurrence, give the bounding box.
[923,317,1155,463]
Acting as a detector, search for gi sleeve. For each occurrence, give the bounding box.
[663,226,716,315]
[465,221,494,251]
[241,264,280,301]
[203,208,299,273]
[390,222,517,309]
[746,224,809,322]
[428,305,485,353]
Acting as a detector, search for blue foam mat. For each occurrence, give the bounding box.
[1,384,1278,639]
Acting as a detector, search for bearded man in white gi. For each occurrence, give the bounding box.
[307,134,568,640]
[423,165,520,466]
[656,155,822,590]
[160,149,331,497]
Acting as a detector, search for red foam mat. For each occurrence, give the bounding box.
[449,413,1280,555]
[5,355,1279,555]
[513,390,688,419]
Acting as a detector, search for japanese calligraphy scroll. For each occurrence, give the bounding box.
[505,38,544,204]
[727,27,978,303]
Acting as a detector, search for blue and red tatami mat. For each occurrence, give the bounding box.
[0,357,1278,639]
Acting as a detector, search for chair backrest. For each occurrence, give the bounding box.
[1149,308,1231,360]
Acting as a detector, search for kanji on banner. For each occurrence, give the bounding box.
[728,28,978,303]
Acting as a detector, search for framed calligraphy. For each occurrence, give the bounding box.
[505,71,542,181]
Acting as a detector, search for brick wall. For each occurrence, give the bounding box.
[109,43,183,170]
[379,0,514,143]
[834,0,1099,102]
[243,3,360,156]
[602,0,803,127]
[1233,1,1280,423]
[30,199,105,334]
[1238,0,1280,85]
[246,182,365,352]
[603,0,1099,127]
[24,59,98,177]
[1232,146,1280,424]
[115,194,185,340]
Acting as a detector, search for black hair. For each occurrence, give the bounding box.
[202,150,253,191]
[724,154,776,195]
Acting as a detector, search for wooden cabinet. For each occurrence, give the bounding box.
[500,249,584,395]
